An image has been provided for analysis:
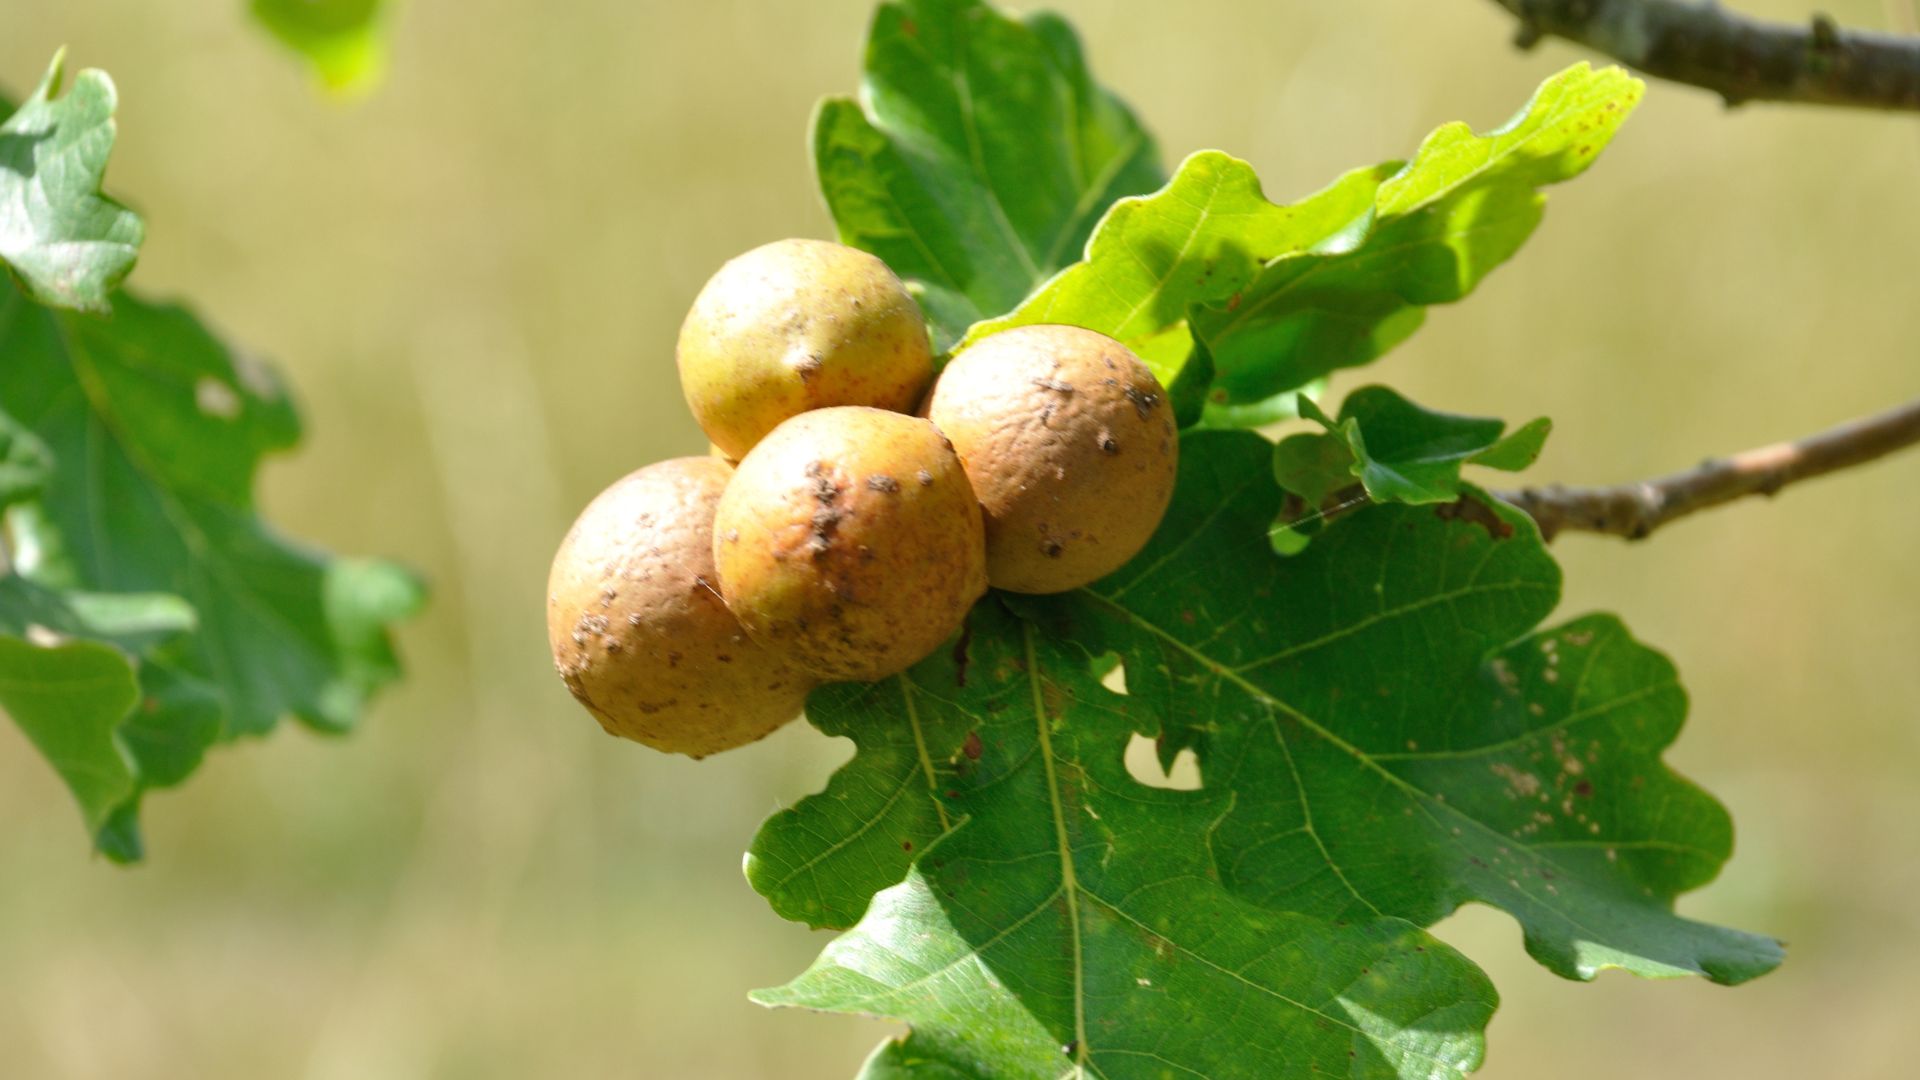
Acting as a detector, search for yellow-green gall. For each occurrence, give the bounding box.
[678,239,933,460]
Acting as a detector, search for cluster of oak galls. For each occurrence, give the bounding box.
[546,239,1177,757]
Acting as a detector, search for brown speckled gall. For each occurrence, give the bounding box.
[546,457,812,757]
[713,407,988,682]
[925,324,1177,594]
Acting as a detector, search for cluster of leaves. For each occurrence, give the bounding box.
[750,1,1782,1076]
[0,54,421,861]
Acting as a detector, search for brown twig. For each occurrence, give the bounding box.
[1488,0,1920,111]
[1498,397,1920,540]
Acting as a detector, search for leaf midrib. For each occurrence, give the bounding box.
[1080,589,1689,959]
[1024,621,1090,1075]
[1016,621,1469,1076]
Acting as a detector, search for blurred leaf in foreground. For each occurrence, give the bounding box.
[0,634,138,836]
[0,52,144,312]
[250,0,391,94]
[0,281,423,859]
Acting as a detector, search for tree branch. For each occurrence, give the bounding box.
[1498,397,1920,540]
[1487,0,1920,111]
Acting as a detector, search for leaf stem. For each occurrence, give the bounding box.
[1485,0,1920,111]
[1498,396,1920,540]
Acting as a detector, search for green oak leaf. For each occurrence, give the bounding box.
[747,642,976,930]
[1048,431,1782,984]
[1193,64,1643,416]
[1272,420,1359,511]
[0,410,54,507]
[857,1037,980,1079]
[250,0,391,94]
[0,280,423,858]
[0,575,196,647]
[0,574,214,859]
[0,53,145,313]
[1277,386,1551,508]
[756,603,1496,1079]
[0,633,138,835]
[962,151,1393,387]
[1467,418,1553,472]
[814,0,1162,349]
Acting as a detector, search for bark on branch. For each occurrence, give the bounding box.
[1498,397,1920,540]
[1487,0,1920,111]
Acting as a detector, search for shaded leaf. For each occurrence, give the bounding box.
[814,0,1161,348]
[1272,424,1357,510]
[0,575,195,647]
[0,52,144,312]
[1053,431,1782,984]
[0,633,137,834]
[757,604,1496,1079]
[1278,385,1551,508]
[0,571,223,860]
[857,1037,980,1079]
[1193,64,1643,414]
[0,410,53,507]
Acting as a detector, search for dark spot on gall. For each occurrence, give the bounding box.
[1122,385,1162,419]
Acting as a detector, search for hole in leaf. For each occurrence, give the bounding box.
[1270,522,1311,556]
[1099,654,1128,695]
[1124,732,1200,790]
[195,376,241,420]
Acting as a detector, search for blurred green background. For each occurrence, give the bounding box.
[2,1,1916,1077]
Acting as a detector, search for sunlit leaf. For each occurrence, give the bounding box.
[1194,64,1643,415]
[747,648,975,930]
[963,152,1390,385]
[1053,432,1782,984]
[814,0,1162,348]
[757,604,1495,1078]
